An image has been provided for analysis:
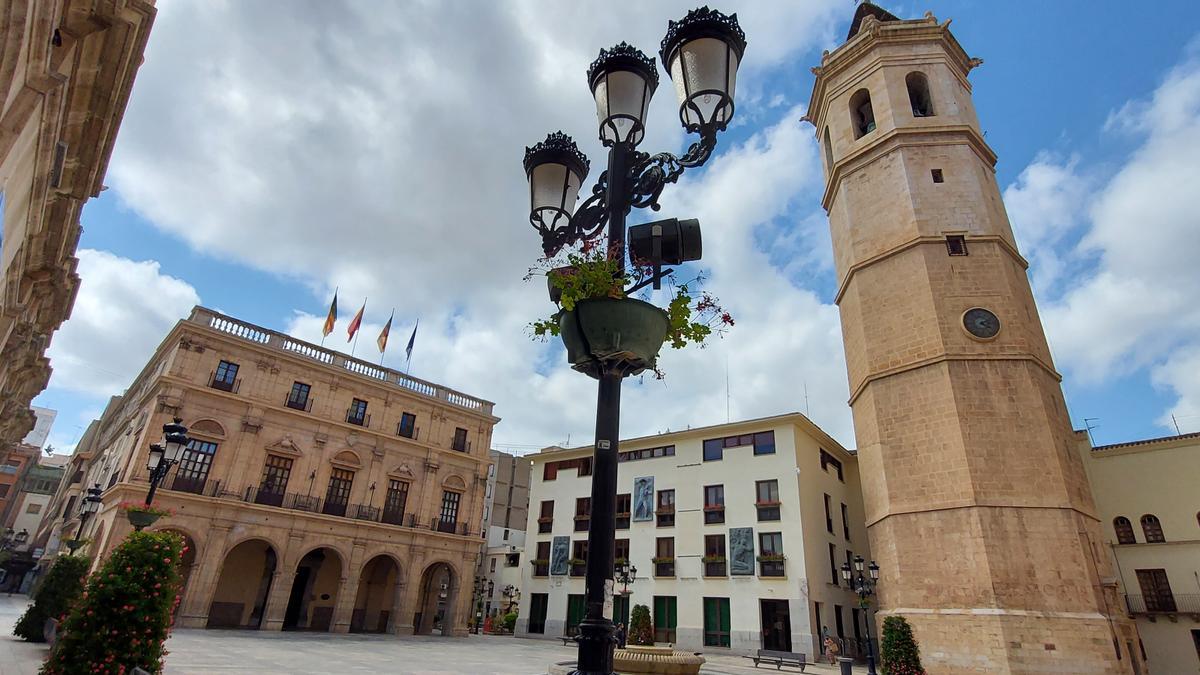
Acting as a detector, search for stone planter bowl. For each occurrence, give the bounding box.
[557,298,669,378]
[126,510,162,531]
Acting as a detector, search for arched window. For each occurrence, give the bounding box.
[1140,514,1165,543]
[1113,516,1136,544]
[849,88,875,139]
[906,72,935,117]
[822,126,834,174]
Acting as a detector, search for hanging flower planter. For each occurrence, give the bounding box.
[120,501,171,532]
[557,298,669,378]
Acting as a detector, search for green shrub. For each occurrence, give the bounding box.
[42,531,185,675]
[880,615,925,675]
[13,555,91,642]
[501,612,518,630]
[628,604,654,646]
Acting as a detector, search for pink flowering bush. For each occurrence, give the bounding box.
[42,531,185,674]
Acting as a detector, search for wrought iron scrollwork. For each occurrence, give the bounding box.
[538,128,717,257]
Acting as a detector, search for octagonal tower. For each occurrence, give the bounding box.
[805,5,1142,673]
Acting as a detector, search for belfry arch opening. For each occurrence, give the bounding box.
[849,88,875,138]
[822,126,834,175]
[906,71,934,117]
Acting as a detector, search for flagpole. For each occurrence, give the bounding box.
[350,297,367,358]
[379,309,394,367]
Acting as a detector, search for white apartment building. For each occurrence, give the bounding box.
[1076,430,1200,673]
[515,412,871,658]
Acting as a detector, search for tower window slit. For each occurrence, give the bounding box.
[931,169,944,183]
[946,235,967,256]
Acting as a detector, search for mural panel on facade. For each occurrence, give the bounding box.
[632,476,654,522]
[550,536,570,576]
[729,527,755,575]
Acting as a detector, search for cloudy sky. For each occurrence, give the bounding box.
[32,1,1200,455]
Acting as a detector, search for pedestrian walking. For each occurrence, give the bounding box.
[616,623,627,649]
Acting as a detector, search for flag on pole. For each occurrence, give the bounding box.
[377,310,394,354]
[322,290,338,337]
[347,300,366,343]
[405,320,419,362]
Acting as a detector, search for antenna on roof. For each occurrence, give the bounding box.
[804,381,810,417]
[1171,414,1181,435]
[725,354,731,424]
[1083,417,1100,446]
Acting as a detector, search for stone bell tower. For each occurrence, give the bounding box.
[806,5,1142,673]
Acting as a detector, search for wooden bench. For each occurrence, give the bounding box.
[743,649,806,671]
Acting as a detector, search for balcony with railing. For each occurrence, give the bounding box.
[1126,594,1200,615]
[284,393,314,412]
[189,307,495,416]
[209,371,241,393]
[345,409,371,428]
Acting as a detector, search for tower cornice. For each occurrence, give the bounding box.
[820,124,997,211]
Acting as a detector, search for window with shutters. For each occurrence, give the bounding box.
[533,541,551,577]
[172,439,217,495]
[452,427,469,452]
[382,480,409,526]
[570,540,588,577]
[616,493,631,529]
[255,455,292,506]
[286,381,311,411]
[657,489,675,527]
[397,412,417,438]
[1141,514,1165,543]
[704,534,727,577]
[756,480,781,521]
[538,500,554,533]
[211,360,239,392]
[575,497,591,532]
[759,532,785,577]
[1136,569,1176,612]
[654,537,675,577]
[703,597,731,647]
[1113,516,1136,545]
[438,490,461,532]
[704,484,725,524]
[322,468,354,517]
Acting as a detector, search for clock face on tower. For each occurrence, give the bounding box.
[962,307,1000,340]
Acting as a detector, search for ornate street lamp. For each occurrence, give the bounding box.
[13,529,29,546]
[841,555,881,675]
[616,561,637,596]
[144,417,190,506]
[521,8,745,675]
[65,483,103,554]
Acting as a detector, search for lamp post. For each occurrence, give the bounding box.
[502,584,519,613]
[65,483,103,554]
[143,417,190,506]
[522,9,744,675]
[841,555,881,675]
[616,561,637,596]
[472,576,485,633]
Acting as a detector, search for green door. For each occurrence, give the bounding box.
[613,594,630,629]
[653,596,677,643]
[566,594,587,636]
[703,597,731,647]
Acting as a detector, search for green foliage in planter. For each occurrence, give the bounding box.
[13,555,90,642]
[42,531,185,675]
[628,604,654,646]
[527,247,733,354]
[880,615,926,675]
[756,553,786,562]
[501,612,518,630]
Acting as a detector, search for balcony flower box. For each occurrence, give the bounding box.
[574,514,590,521]
[614,557,629,567]
[655,505,676,514]
[529,559,550,566]
[651,557,675,565]
[567,558,587,566]
[702,505,725,512]
[537,516,553,523]
[756,553,786,562]
[754,500,781,507]
[701,555,727,564]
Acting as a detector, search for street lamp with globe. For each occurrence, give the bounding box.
[841,555,881,675]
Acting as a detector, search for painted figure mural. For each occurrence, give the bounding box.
[632,477,655,522]
[550,536,570,576]
[729,527,755,575]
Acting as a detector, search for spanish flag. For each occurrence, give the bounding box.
[377,310,394,354]
[347,300,366,342]
[321,290,338,337]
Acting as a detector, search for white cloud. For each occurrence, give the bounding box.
[85,1,854,448]
[1033,51,1200,429]
[1002,154,1090,295]
[46,249,200,397]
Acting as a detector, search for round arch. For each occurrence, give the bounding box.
[414,559,461,636]
[282,546,344,632]
[154,528,200,611]
[207,538,278,629]
[351,554,404,634]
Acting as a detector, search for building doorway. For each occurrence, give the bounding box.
[207,539,276,629]
[566,594,586,637]
[282,547,342,631]
[760,599,791,652]
[528,593,548,634]
[653,596,677,643]
[613,594,630,630]
[703,597,731,647]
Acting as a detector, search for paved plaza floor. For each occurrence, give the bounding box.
[2,595,863,674]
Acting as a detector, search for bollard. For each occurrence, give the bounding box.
[838,656,854,675]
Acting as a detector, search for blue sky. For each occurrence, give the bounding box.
[32,1,1200,454]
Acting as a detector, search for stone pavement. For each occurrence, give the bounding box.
[2,595,865,674]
